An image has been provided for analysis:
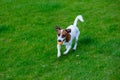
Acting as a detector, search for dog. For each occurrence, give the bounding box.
[56,15,84,58]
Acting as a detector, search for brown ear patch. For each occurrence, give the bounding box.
[66,33,71,42]
[56,26,61,31]
[65,29,71,33]
[56,26,61,36]
[61,30,71,42]
[57,30,61,36]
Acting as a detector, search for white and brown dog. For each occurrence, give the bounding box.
[56,15,84,58]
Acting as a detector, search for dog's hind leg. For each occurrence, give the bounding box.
[73,31,80,50]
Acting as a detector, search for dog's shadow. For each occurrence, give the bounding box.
[73,35,96,52]
[79,35,95,46]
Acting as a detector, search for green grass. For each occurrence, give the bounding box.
[0,0,120,80]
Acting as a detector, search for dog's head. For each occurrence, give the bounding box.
[56,26,71,43]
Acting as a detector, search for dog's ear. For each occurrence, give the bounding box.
[65,29,71,33]
[56,26,61,31]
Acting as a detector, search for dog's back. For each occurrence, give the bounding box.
[67,25,79,40]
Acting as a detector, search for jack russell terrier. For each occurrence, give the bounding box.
[56,15,84,58]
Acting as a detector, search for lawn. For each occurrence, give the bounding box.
[0,0,120,80]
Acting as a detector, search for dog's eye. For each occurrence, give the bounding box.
[58,34,60,36]
[62,35,66,38]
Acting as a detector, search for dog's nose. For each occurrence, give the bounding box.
[58,40,62,42]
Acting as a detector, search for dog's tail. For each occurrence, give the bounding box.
[73,15,84,27]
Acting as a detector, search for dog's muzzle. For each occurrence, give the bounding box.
[58,40,62,42]
[58,39,65,42]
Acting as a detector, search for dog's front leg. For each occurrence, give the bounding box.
[64,45,71,55]
[57,44,61,58]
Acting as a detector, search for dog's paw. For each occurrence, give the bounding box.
[72,49,76,51]
[63,51,68,55]
[57,54,61,58]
